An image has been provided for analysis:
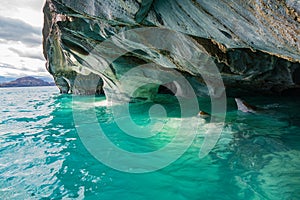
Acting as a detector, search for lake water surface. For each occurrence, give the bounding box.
[0,87,300,199]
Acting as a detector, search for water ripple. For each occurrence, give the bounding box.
[0,88,300,199]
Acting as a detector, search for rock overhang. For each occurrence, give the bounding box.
[43,0,300,100]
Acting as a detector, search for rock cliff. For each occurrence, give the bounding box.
[43,0,300,100]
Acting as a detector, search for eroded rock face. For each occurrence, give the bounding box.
[43,0,300,100]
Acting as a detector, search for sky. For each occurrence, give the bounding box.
[0,0,51,78]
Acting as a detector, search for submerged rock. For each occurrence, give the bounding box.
[43,0,300,100]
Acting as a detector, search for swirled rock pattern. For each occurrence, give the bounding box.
[43,0,300,99]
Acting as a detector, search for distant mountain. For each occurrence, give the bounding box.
[0,76,54,84]
[0,76,55,87]
[33,76,55,83]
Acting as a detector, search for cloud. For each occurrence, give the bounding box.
[8,47,45,60]
[1,0,45,12]
[0,0,51,78]
[0,63,34,73]
[0,63,19,70]
[0,62,46,74]
[0,16,42,47]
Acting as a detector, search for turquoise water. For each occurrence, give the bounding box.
[1,87,300,199]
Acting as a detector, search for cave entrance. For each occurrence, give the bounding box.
[130,81,178,102]
[293,66,300,85]
[158,82,177,96]
[153,82,180,104]
[70,73,104,96]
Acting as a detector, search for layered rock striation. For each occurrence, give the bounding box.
[43,0,300,100]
